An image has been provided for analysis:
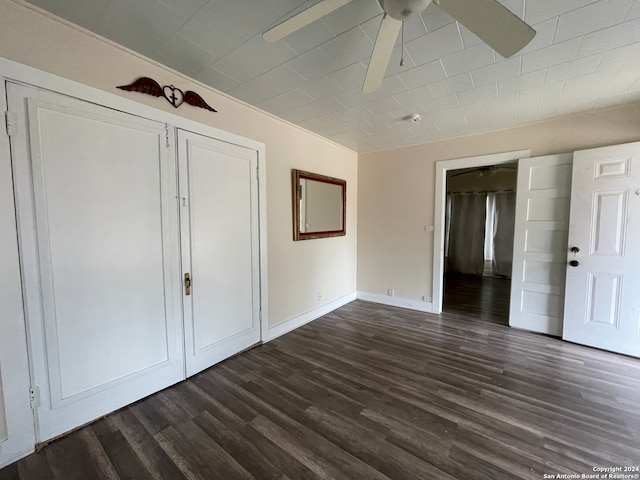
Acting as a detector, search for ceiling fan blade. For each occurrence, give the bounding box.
[362,14,402,94]
[263,0,355,42]
[435,0,536,57]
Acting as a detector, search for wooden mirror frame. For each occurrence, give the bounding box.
[292,169,346,241]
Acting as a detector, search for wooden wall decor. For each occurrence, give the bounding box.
[117,77,217,112]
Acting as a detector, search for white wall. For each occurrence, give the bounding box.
[0,0,358,329]
[358,102,640,304]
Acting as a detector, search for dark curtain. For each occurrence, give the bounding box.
[492,191,516,277]
[447,192,487,275]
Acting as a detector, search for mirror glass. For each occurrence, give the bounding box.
[292,169,346,240]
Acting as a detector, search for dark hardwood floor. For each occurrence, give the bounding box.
[2,300,640,480]
[443,273,511,326]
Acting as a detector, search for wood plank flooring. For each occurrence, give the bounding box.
[443,273,511,326]
[2,299,640,479]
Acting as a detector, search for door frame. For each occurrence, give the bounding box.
[0,70,36,470]
[431,149,531,314]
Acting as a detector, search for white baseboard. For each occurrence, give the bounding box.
[356,291,433,313]
[265,292,357,342]
[0,447,34,470]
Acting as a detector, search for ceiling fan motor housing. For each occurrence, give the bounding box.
[377,0,433,19]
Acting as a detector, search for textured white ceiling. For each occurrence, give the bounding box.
[25,0,640,152]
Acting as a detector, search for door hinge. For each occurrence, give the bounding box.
[184,272,191,296]
[164,123,170,148]
[29,386,40,409]
[5,111,17,136]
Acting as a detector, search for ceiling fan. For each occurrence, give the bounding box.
[263,0,536,94]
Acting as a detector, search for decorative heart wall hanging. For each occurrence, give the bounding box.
[163,85,184,108]
[117,77,217,112]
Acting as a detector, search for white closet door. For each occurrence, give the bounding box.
[0,84,35,467]
[8,83,184,442]
[509,154,573,335]
[178,130,261,377]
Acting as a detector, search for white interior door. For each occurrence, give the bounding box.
[563,142,640,357]
[0,83,35,467]
[178,130,261,377]
[8,83,184,442]
[509,154,573,335]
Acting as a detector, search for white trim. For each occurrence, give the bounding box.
[432,149,531,314]
[356,292,433,313]
[0,447,34,470]
[265,293,356,342]
[257,146,269,343]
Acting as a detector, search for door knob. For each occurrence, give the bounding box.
[569,260,579,267]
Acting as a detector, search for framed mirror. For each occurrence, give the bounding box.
[292,169,346,241]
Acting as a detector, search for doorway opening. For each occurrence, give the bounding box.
[442,163,518,326]
[431,149,530,316]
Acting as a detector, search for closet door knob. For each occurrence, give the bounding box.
[569,260,579,267]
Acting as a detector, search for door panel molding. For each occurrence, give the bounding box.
[589,190,628,256]
[585,271,622,328]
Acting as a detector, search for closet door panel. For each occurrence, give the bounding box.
[37,106,171,398]
[179,130,260,376]
[190,147,254,343]
[8,83,184,442]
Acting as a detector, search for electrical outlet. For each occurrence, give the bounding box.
[388,288,394,296]
[423,296,432,302]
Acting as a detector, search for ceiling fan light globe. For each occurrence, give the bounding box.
[377,0,433,20]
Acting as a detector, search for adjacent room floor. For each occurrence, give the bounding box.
[2,300,639,480]
[443,273,511,326]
